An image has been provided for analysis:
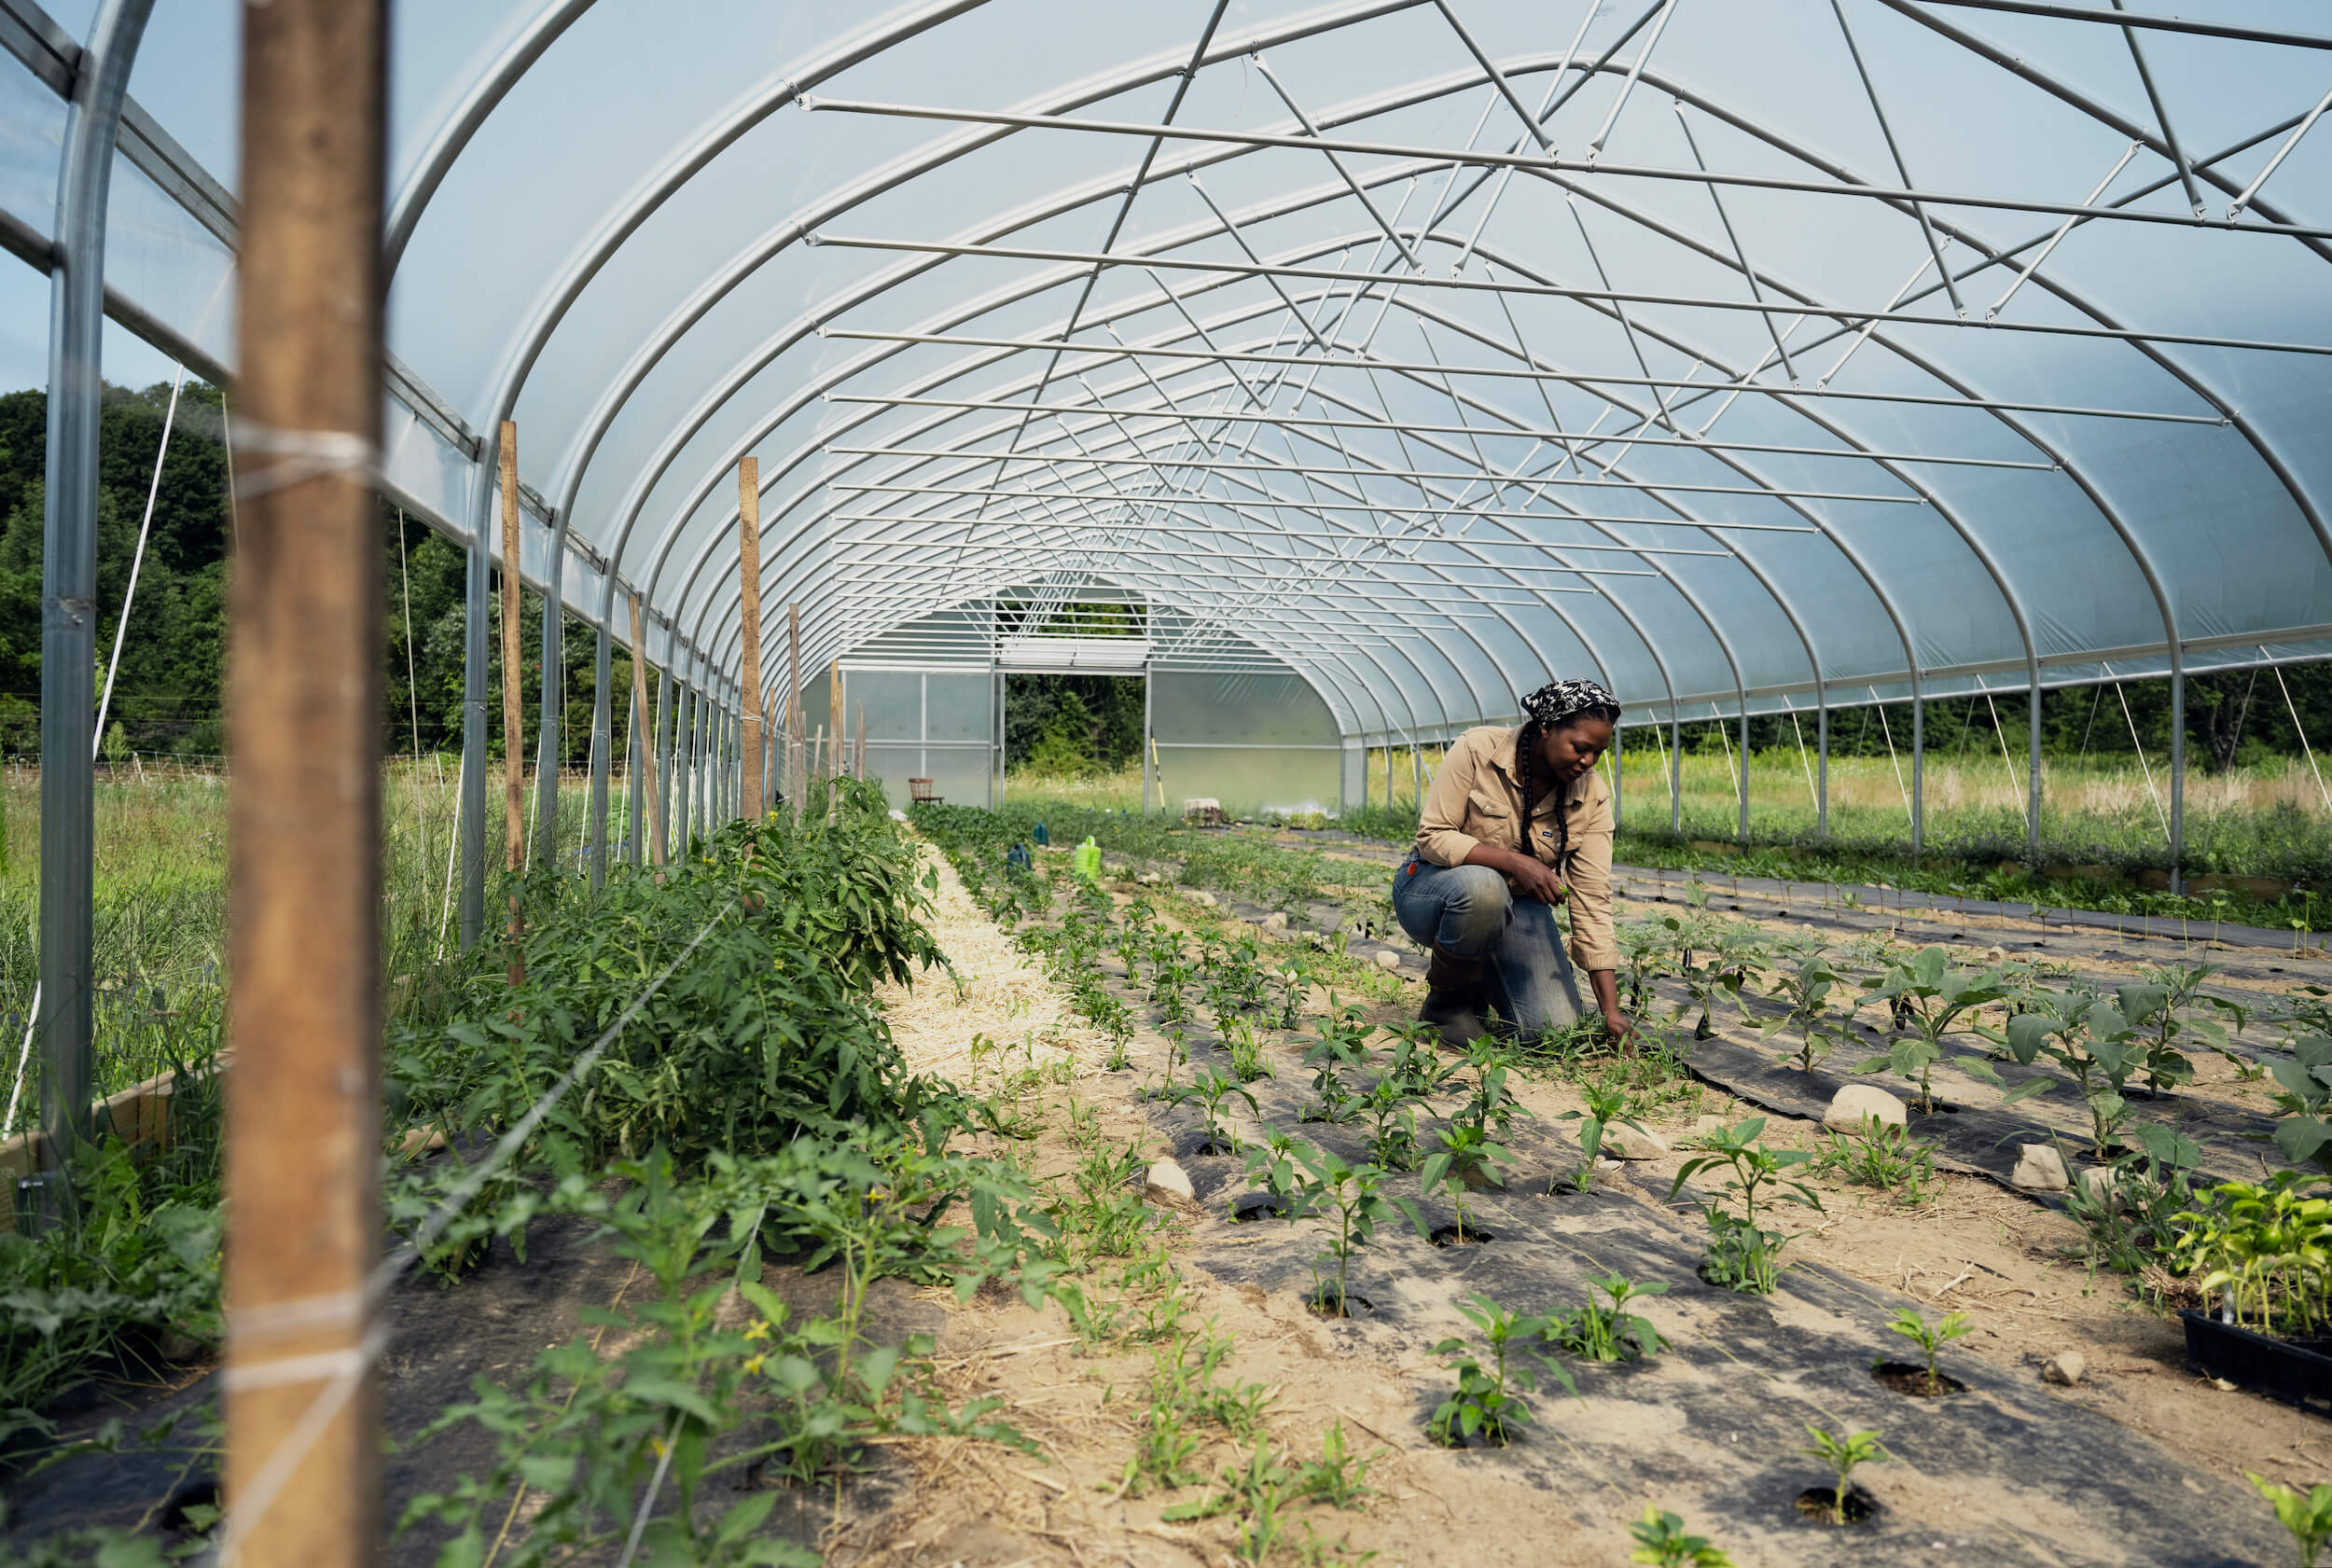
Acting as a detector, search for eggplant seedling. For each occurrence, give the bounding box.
[1851,947,2012,1112]
[1801,1425,1888,1525]
[1885,1308,1971,1395]
[1998,988,2141,1156]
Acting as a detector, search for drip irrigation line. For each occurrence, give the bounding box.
[94,364,186,757]
[220,890,741,1563]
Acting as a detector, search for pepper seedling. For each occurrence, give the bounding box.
[1284,1142,1423,1316]
[1554,1080,1640,1194]
[1884,1307,1971,1394]
[1802,1425,1889,1526]
[1422,1122,1514,1242]
[1627,1506,1735,1567]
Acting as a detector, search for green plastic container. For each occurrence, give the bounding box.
[1071,836,1103,882]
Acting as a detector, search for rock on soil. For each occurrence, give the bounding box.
[1603,1123,1670,1159]
[1259,912,1288,933]
[2044,1351,2089,1386]
[2011,1143,2071,1192]
[1145,1158,1198,1209]
[1372,950,1402,971]
[1822,1083,1909,1131]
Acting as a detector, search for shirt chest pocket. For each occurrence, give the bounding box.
[1464,788,1518,846]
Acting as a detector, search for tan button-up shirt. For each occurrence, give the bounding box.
[1413,725,1619,974]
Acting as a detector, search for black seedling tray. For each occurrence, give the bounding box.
[2181,1310,2332,1418]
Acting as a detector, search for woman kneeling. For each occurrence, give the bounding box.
[1392,678,1635,1048]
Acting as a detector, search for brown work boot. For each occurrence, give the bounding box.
[1419,947,1489,1048]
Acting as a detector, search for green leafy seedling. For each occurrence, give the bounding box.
[1555,1079,1640,1193]
[1885,1308,1970,1394]
[1853,947,2010,1112]
[1421,1122,1514,1242]
[1802,1425,1889,1525]
[2250,1472,2332,1568]
[1628,1506,1735,1566]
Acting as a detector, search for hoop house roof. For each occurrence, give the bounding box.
[26,0,2332,737]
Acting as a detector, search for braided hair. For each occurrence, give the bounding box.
[1514,677,1622,874]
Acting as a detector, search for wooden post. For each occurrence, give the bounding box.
[827,660,841,780]
[855,701,866,781]
[498,421,524,985]
[737,458,764,822]
[787,602,802,818]
[224,2,386,1565]
[628,594,662,865]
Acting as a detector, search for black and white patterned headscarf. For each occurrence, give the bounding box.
[1520,676,1621,729]
[1510,677,1620,866]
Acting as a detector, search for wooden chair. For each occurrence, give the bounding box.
[908,777,942,805]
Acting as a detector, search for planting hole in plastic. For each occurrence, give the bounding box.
[1428,1225,1496,1247]
[1795,1485,1878,1525]
[1872,1361,1967,1396]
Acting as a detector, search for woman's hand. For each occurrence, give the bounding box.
[1503,851,1568,906]
[1588,969,1637,1051]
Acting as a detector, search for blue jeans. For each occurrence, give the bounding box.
[1392,853,1585,1038]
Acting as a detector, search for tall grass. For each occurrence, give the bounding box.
[0,759,661,1135]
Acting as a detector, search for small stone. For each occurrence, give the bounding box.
[888,809,909,824]
[2011,1143,2071,1193]
[1985,945,2007,963]
[1260,912,1288,934]
[2211,1377,2239,1393]
[1823,1084,1909,1131]
[2077,1167,2124,1207]
[1145,1158,1198,1209]
[2042,1351,2087,1386]
[1373,950,1402,971]
[1188,890,1218,908]
[1138,871,1164,886]
[157,1330,203,1363]
[1602,1123,1671,1160]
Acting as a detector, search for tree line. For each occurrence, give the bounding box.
[0,380,2325,776]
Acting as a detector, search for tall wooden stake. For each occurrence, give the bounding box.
[225,2,386,1564]
[786,602,802,818]
[737,458,763,821]
[827,660,841,781]
[628,593,662,865]
[498,420,524,985]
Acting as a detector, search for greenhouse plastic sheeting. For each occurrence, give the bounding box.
[14,0,2332,750]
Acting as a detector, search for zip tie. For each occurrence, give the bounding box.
[228,1286,371,1346]
[229,421,381,503]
